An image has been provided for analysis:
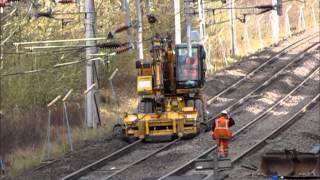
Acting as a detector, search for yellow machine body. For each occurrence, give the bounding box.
[121,36,206,141]
[137,76,153,95]
[123,105,199,139]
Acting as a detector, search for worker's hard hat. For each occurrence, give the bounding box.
[221,110,228,115]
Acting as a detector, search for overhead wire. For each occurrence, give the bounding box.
[0,0,244,76]
[0,3,33,46]
[2,43,135,77]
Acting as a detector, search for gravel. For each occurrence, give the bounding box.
[111,35,320,180]
[179,44,319,178]
[227,104,320,180]
[207,40,319,119]
[228,71,319,159]
[80,142,169,180]
[7,136,129,180]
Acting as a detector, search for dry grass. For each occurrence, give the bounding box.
[1,99,116,176]
[5,124,113,176]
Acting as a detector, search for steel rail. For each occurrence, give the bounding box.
[160,66,318,179]
[206,32,319,105]
[203,94,320,180]
[61,138,180,180]
[103,138,181,180]
[205,42,319,126]
[100,42,319,180]
[60,139,142,180]
[106,44,319,180]
[61,38,318,180]
[103,56,318,180]
[232,95,320,163]
[158,46,319,179]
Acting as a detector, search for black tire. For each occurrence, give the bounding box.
[182,133,198,139]
[112,124,125,138]
[123,136,139,143]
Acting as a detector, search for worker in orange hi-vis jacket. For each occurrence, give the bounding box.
[212,110,235,158]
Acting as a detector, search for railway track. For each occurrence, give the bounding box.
[204,31,319,100]
[110,41,318,180]
[206,32,318,105]
[202,95,320,180]
[206,38,319,118]
[118,50,319,180]
[159,67,319,180]
[59,33,319,180]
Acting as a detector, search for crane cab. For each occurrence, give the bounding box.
[175,43,206,91]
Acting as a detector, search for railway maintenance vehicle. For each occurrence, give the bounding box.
[115,33,207,142]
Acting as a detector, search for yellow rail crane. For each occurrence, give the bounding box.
[118,34,207,142]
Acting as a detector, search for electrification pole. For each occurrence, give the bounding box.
[135,0,144,61]
[198,0,205,41]
[201,0,206,40]
[228,0,237,56]
[185,0,192,58]
[174,0,181,44]
[0,11,3,171]
[145,0,150,15]
[271,0,280,43]
[85,0,99,128]
[124,0,133,44]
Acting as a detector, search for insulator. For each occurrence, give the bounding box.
[0,0,8,7]
[147,14,157,24]
[116,46,132,54]
[256,5,274,9]
[35,9,53,18]
[107,32,114,39]
[98,42,127,49]
[115,25,131,33]
[99,42,120,49]
[55,0,74,4]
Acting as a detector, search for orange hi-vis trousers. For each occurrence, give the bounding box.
[217,139,229,158]
[213,117,232,158]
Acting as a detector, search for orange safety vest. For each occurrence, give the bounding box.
[184,57,198,80]
[213,116,232,140]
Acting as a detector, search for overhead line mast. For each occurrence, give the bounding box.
[135,0,144,61]
[123,0,133,45]
[228,0,237,56]
[174,0,181,44]
[185,0,192,58]
[84,0,100,128]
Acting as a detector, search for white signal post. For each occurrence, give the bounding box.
[84,0,99,128]
[197,0,206,42]
[174,0,181,44]
[185,0,192,58]
[228,0,237,56]
[271,0,280,44]
[124,0,133,45]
